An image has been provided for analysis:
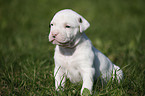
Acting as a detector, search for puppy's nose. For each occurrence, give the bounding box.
[52,33,58,38]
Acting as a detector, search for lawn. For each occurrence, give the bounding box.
[0,0,145,95]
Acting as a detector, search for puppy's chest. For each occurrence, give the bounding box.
[61,56,82,83]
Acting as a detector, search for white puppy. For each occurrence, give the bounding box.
[49,9,123,95]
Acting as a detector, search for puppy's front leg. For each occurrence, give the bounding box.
[54,66,66,91]
[81,68,95,95]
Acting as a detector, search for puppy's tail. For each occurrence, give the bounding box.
[112,64,123,83]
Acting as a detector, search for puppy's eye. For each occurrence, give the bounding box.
[49,24,53,28]
[65,25,71,28]
[50,24,53,27]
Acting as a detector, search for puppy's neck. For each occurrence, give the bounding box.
[58,46,76,56]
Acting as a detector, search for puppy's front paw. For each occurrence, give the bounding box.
[56,86,64,92]
[81,88,92,96]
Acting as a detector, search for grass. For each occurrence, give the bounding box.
[0,0,145,95]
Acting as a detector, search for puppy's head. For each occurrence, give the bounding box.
[49,9,90,47]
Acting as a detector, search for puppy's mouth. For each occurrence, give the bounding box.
[50,39,70,45]
[50,39,75,48]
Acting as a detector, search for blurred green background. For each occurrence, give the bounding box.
[0,0,145,95]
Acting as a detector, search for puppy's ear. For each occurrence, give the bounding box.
[79,17,90,33]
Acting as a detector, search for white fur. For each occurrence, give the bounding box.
[49,9,123,95]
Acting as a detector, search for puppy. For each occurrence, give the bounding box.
[49,9,123,95]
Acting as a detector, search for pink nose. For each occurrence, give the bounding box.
[52,33,58,38]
